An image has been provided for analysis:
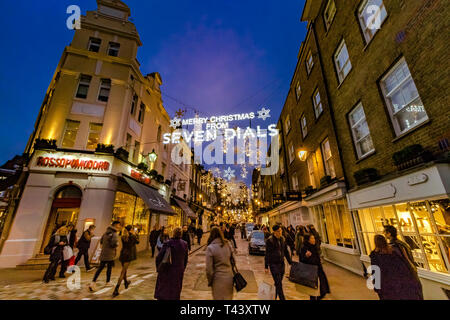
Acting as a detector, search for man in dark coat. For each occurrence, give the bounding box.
[74,225,96,272]
[149,225,161,258]
[265,225,292,300]
[155,228,189,300]
[196,227,204,245]
[182,225,192,251]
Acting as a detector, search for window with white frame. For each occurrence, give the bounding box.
[312,89,323,118]
[323,0,337,31]
[307,155,316,188]
[306,50,314,74]
[88,38,101,53]
[321,138,336,178]
[61,120,80,148]
[381,58,428,135]
[285,114,291,134]
[108,42,120,57]
[76,75,92,99]
[292,173,299,191]
[289,143,295,164]
[98,79,111,102]
[358,0,387,43]
[334,40,352,83]
[86,123,103,150]
[349,103,375,158]
[295,81,301,100]
[300,114,308,138]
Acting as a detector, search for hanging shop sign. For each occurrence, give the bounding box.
[32,151,112,174]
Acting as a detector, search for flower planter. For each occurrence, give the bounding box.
[320,176,333,188]
[354,168,379,186]
[115,147,129,162]
[34,139,57,150]
[95,144,115,154]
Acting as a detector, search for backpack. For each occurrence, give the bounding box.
[44,235,60,255]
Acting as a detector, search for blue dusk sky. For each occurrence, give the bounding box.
[0,0,307,182]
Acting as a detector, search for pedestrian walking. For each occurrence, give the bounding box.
[156,226,170,253]
[224,223,237,249]
[240,223,246,239]
[113,225,139,297]
[383,225,423,299]
[43,226,70,283]
[89,221,121,292]
[300,234,330,300]
[196,226,204,245]
[307,224,322,253]
[74,225,96,272]
[285,226,295,256]
[369,234,423,300]
[182,225,192,252]
[149,225,160,258]
[205,227,235,300]
[154,227,189,300]
[264,225,292,300]
[58,223,77,276]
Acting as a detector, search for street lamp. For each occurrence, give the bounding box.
[147,149,158,170]
[297,149,308,161]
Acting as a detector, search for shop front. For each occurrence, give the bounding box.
[171,197,196,229]
[347,163,450,299]
[0,149,175,268]
[305,181,363,275]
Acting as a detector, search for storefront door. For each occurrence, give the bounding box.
[40,186,82,253]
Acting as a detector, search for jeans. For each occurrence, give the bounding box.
[150,245,156,257]
[43,260,60,282]
[74,247,91,270]
[269,263,286,300]
[93,261,114,283]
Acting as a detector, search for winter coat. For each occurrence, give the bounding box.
[370,248,423,300]
[295,232,303,254]
[68,229,77,249]
[300,242,330,297]
[119,234,139,263]
[47,234,69,262]
[205,238,234,300]
[149,229,161,247]
[154,238,189,300]
[196,228,204,238]
[265,235,292,268]
[77,230,93,250]
[182,231,192,251]
[157,234,170,250]
[99,226,119,262]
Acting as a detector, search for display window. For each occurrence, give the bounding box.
[112,191,149,235]
[355,198,450,274]
[313,199,355,249]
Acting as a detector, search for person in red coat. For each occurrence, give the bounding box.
[154,227,189,300]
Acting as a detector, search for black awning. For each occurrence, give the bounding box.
[173,198,197,218]
[123,176,175,216]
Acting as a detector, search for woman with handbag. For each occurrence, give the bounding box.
[300,234,330,300]
[113,225,139,297]
[205,227,236,300]
[154,227,188,300]
[42,226,69,283]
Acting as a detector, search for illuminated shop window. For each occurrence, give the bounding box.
[112,191,149,235]
[355,200,450,273]
[381,58,428,135]
[315,199,355,248]
[61,120,80,148]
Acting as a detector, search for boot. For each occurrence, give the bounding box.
[112,286,120,297]
[125,280,131,289]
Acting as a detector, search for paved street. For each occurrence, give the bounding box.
[0,235,377,300]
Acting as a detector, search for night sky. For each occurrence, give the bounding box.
[0,0,307,183]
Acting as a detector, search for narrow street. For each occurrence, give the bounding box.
[0,235,377,300]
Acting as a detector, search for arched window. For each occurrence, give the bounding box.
[55,186,82,199]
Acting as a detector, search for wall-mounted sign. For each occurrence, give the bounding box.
[286,192,302,201]
[31,151,113,174]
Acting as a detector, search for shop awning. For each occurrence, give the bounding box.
[123,176,175,215]
[173,198,197,218]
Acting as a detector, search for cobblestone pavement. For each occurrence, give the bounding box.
[0,235,378,300]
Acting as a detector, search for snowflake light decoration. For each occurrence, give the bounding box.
[257,107,271,121]
[240,166,248,179]
[223,167,235,181]
[175,109,185,118]
[170,118,181,129]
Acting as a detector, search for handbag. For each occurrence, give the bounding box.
[157,244,172,273]
[229,243,247,292]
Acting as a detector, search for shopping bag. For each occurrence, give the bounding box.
[68,255,76,267]
[289,262,320,296]
[258,281,276,300]
[63,246,74,261]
